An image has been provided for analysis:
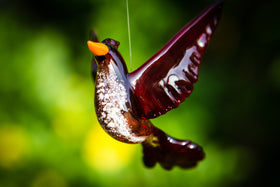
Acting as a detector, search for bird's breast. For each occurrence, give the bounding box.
[95,64,151,143]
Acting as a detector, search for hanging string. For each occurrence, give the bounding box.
[126,0,133,71]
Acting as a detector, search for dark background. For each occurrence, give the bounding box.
[0,0,279,186]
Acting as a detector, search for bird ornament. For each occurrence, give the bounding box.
[87,0,224,170]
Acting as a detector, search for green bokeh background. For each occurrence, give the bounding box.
[0,0,279,186]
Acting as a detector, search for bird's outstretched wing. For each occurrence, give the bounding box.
[128,1,224,119]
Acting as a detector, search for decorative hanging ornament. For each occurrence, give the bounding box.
[87,0,224,170]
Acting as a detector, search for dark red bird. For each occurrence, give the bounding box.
[87,1,224,170]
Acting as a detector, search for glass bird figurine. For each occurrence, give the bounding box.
[87,0,224,170]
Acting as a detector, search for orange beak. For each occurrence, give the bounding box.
[87,41,109,56]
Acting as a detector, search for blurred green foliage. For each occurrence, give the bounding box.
[0,0,279,186]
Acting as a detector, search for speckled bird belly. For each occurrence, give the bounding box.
[95,64,150,143]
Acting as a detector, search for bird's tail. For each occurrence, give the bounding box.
[141,126,205,170]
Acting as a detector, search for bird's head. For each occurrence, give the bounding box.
[87,38,123,65]
[87,38,128,77]
[88,38,119,55]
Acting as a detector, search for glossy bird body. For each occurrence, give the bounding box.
[94,40,152,143]
[88,0,224,170]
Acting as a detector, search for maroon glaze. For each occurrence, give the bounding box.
[129,0,224,119]
[89,0,224,170]
[142,126,205,170]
